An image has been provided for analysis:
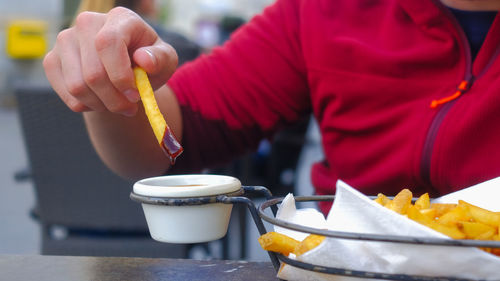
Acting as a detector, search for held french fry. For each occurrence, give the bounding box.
[133,67,183,164]
[134,67,166,145]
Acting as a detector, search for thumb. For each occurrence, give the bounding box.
[133,40,179,90]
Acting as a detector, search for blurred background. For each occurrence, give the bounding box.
[0,0,322,262]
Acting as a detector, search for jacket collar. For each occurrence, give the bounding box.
[398,0,447,28]
[399,0,500,77]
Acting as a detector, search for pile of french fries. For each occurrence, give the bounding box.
[375,189,500,256]
[258,190,500,257]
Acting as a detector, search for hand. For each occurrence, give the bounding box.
[43,7,178,117]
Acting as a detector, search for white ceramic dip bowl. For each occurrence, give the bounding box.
[131,174,242,243]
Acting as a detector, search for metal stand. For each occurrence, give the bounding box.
[131,187,500,280]
[257,195,500,281]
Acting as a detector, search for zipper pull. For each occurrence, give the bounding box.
[430,80,471,108]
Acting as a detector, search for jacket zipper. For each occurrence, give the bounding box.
[420,2,473,186]
[421,3,500,186]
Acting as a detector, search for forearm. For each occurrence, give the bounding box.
[84,85,182,180]
[43,8,183,179]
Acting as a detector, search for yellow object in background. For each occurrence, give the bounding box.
[6,20,47,59]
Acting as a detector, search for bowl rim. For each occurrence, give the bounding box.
[133,174,241,198]
[130,188,244,205]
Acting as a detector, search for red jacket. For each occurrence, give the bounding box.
[168,0,500,213]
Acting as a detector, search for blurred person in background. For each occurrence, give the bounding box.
[44,0,500,214]
[74,0,200,65]
[76,0,156,19]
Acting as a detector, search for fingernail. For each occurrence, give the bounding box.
[124,89,140,103]
[145,49,157,67]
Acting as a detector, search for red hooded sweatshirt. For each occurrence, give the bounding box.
[167,0,500,214]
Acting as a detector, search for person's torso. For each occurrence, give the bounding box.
[302,0,500,199]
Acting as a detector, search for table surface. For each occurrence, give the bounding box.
[0,255,280,281]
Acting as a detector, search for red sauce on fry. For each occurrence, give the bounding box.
[161,125,183,164]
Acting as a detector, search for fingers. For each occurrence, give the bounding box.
[133,40,179,90]
[95,7,178,92]
[93,8,143,97]
[75,10,138,116]
[57,29,107,112]
[43,7,178,116]
[44,48,90,113]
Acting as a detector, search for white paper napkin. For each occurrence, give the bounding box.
[433,177,500,211]
[274,193,328,241]
[275,178,500,281]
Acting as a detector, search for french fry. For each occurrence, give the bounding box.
[293,234,326,256]
[427,222,466,240]
[407,205,433,224]
[407,205,466,239]
[258,189,500,262]
[436,205,471,227]
[385,189,412,214]
[481,234,500,255]
[459,221,496,240]
[374,193,390,206]
[261,189,500,259]
[431,203,458,217]
[419,208,437,220]
[414,193,430,210]
[258,232,326,257]
[133,67,183,163]
[483,247,500,256]
[134,67,167,145]
[459,200,500,228]
[475,230,496,241]
[258,231,300,256]
[377,189,500,256]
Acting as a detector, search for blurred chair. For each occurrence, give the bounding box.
[15,86,188,258]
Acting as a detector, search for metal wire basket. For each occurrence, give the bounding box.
[257,193,500,281]
[131,185,500,281]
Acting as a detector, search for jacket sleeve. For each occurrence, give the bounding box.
[167,0,310,172]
